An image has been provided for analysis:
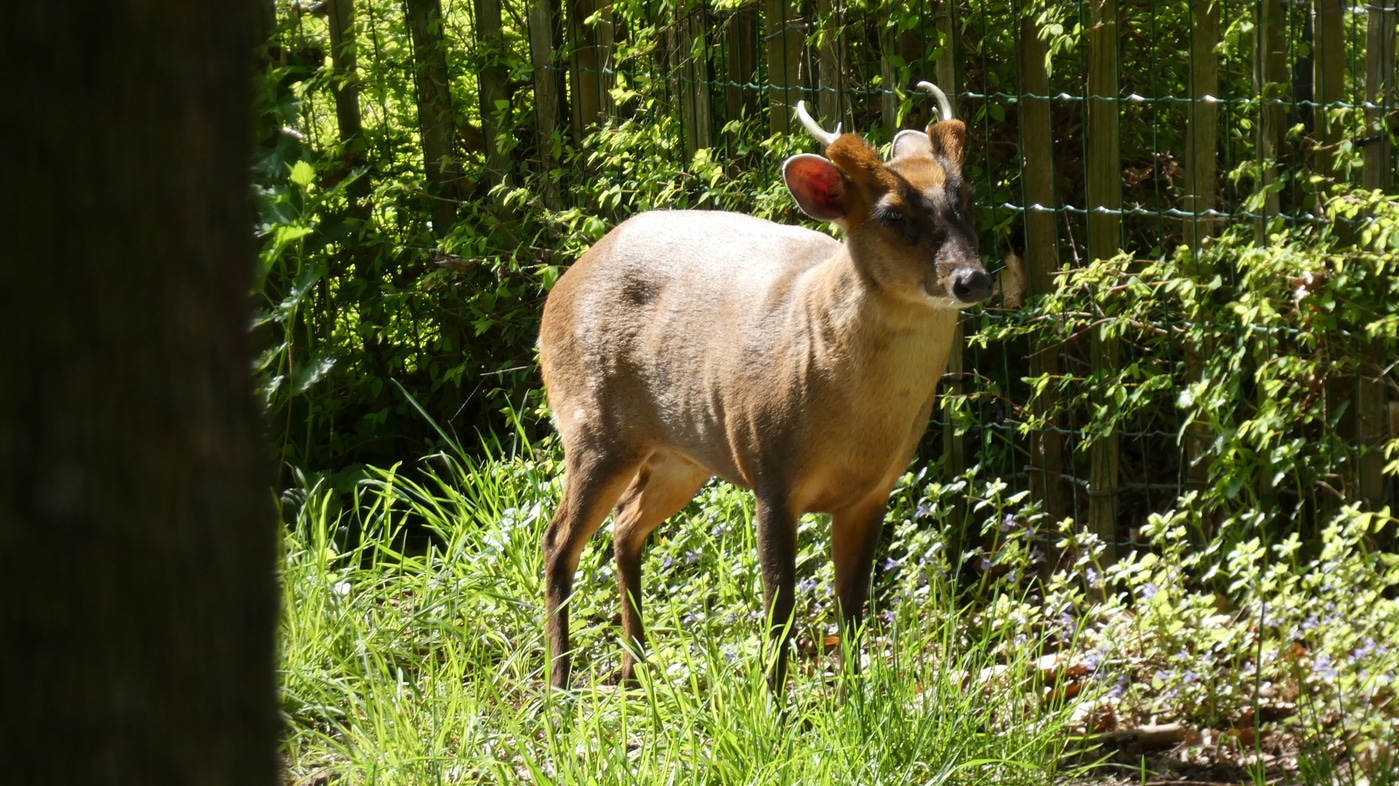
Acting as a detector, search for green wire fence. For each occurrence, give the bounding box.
[267,0,1398,564]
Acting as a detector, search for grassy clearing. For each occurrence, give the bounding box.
[278,437,1398,785]
[278,439,1079,784]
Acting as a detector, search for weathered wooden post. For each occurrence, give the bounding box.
[1086,0,1122,568]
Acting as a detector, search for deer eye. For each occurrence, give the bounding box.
[874,206,905,226]
[874,204,920,244]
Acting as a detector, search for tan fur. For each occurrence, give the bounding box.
[539,113,991,692]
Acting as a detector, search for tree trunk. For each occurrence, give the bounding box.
[405,0,460,236]
[0,3,279,784]
[328,0,365,150]
[258,0,279,53]
[327,0,372,272]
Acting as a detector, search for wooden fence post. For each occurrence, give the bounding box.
[1313,0,1345,186]
[1086,0,1121,568]
[1018,13,1068,562]
[1183,0,1219,500]
[723,6,760,127]
[529,0,563,208]
[765,0,805,136]
[814,0,845,127]
[1253,0,1286,242]
[567,0,615,140]
[932,1,958,102]
[671,1,712,158]
[1184,0,1219,250]
[1359,1,1396,510]
[931,8,969,551]
[474,0,512,185]
[879,17,930,132]
[405,0,460,236]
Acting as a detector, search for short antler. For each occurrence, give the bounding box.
[794,100,841,147]
[916,81,954,121]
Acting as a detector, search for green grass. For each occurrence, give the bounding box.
[278,437,1399,785]
[277,439,1081,784]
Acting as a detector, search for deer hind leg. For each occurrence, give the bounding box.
[544,444,644,690]
[611,450,710,685]
[830,494,889,675]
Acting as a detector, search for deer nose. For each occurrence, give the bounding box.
[952,268,993,304]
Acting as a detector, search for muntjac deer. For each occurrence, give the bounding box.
[539,82,991,692]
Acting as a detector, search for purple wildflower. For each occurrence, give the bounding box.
[1313,652,1338,680]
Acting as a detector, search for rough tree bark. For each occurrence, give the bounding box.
[0,3,279,785]
[328,0,365,150]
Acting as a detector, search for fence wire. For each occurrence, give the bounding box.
[279,0,1398,553]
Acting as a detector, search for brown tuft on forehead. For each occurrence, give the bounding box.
[888,150,950,191]
[826,133,901,192]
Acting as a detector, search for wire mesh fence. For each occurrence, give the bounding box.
[270,0,1398,559]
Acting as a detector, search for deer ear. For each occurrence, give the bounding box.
[926,119,967,172]
[783,153,847,221]
[890,129,929,160]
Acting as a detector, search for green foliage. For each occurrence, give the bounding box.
[974,187,1399,531]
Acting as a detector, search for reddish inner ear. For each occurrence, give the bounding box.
[784,155,847,221]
